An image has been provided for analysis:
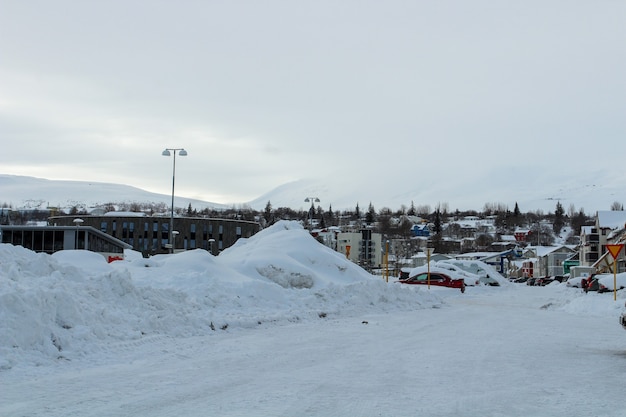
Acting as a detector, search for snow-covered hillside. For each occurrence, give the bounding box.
[0,174,226,212]
[2,172,625,213]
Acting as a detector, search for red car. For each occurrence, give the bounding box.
[398,272,465,293]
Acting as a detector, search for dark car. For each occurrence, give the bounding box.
[536,276,555,286]
[620,302,626,330]
[398,272,465,293]
[582,275,601,292]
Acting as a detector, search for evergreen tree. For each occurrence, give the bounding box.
[433,207,442,235]
[570,208,588,235]
[553,201,565,234]
[365,202,376,224]
[429,207,443,253]
[326,204,335,226]
[407,201,416,216]
[264,201,273,224]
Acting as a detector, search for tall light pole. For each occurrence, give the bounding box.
[162,148,187,253]
[73,218,84,249]
[426,247,434,289]
[304,197,320,229]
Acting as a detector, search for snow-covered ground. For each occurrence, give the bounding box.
[2,221,625,416]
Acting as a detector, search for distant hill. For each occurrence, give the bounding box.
[1,172,624,215]
[0,174,227,212]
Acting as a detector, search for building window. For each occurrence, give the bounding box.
[161,222,169,245]
[190,224,196,249]
[54,231,64,252]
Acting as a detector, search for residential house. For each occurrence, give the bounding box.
[336,229,383,269]
[524,245,576,277]
[580,210,626,271]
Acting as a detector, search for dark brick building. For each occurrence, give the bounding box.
[49,213,261,256]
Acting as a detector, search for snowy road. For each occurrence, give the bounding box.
[3,286,625,417]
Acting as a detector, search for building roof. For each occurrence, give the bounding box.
[597,211,626,230]
[0,224,132,250]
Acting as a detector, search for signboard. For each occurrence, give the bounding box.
[606,244,624,260]
[605,244,624,301]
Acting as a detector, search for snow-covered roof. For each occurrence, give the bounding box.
[525,245,574,257]
[597,211,626,230]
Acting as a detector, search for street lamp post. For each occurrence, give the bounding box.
[304,197,320,229]
[73,218,84,249]
[162,148,188,253]
[208,238,216,255]
[385,240,390,283]
[172,230,179,253]
[426,247,434,289]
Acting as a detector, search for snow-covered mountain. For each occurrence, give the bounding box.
[1,172,624,214]
[248,169,625,214]
[0,174,228,212]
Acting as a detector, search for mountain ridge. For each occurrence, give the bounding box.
[1,172,623,215]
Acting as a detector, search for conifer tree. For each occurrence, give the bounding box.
[407,201,416,216]
[553,201,565,234]
[264,201,273,224]
[366,202,376,224]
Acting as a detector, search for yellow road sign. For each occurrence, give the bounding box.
[606,244,624,260]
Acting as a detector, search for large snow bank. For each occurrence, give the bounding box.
[0,221,441,369]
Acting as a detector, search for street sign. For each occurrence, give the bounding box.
[605,244,624,301]
[606,244,624,260]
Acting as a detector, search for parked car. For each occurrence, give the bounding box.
[583,275,600,292]
[398,268,411,281]
[620,302,626,330]
[436,260,503,286]
[535,276,555,286]
[565,274,589,288]
[567,273,596,290]
[398,271,465,293]
[596,272,626,293]
[431,262,482,287]
[403,265,475,288]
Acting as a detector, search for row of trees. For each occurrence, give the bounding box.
[261,199,607,237]
[3,199,623,245]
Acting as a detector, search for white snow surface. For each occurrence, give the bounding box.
[2,220,626,417]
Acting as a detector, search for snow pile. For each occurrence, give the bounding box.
[0,221,441,369]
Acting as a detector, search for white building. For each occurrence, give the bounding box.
[336,229,382,269]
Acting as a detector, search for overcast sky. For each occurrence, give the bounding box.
[1,1,625,210]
